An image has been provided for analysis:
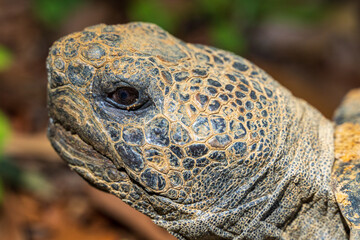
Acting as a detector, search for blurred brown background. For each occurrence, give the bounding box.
[0,0,359,239]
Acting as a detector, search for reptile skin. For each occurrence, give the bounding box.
[46,22,350,239]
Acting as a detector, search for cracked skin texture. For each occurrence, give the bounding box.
[46,22,351,239]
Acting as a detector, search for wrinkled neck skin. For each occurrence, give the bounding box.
[153,93,347,240]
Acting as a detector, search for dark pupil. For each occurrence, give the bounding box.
[112,87,139,106]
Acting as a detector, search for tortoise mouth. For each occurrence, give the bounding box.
[47,119,163,211]
[47,118,129,182]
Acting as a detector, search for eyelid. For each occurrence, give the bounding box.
[102,69,149,93]
[101,80,132,95]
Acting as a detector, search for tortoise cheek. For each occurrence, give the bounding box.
[115,142,145,172]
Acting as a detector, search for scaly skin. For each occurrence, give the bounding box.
[332,89,360,240]
[47,22,348,239]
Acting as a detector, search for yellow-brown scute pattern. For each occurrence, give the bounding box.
[47,23,277,198]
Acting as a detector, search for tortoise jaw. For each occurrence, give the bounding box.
[47,119,146,192]
[47,119,130,184]
[48,119,164,219]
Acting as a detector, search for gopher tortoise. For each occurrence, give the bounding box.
[46,22,360,239]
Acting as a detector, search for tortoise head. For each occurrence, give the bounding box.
[47,23,325,239]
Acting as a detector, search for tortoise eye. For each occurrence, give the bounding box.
[110,87,139,106]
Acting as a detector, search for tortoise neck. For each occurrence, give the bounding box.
[281,101,347,238]
[237,98,347,239]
